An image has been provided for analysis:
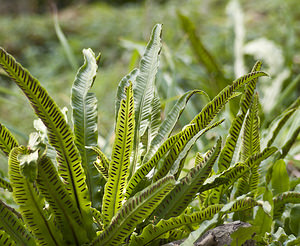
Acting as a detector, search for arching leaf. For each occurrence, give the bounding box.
[129,205,223,246]
[0,123,18,156]
[8,146,64,245]
[36,153,89,245]
[218,61,261,172]
[102,83,135,225]
[131,24,162,175]
[143,89,209,164]
[0,199,35,246]
[153,71,268,180]
[91,176,175,246]
[171,119,224,179]
[153,138,221,219]
[0,48,90,221]
[125,132,181,199]
[273,192,300,218]
[71,48,104,210]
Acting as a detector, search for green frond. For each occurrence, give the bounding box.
[71,48,104,211]
[8,146,64,245]
[208,148,276,205]
[91,207,104,230]
[153,138,221,219]
[227,197,260,213]
[0,123,18,156]
[125,132,181,199]
[153,71,268,180]
[218,61,261,172]
[273,192,300,218]
[143,89,208,164]
[129,204,223,246]
[36,154,89,245]
[102,83,135,225]
[91,176,175,246]
[241,93,261,162]
[91,146,110,171]
[0,47,90,218]
[0,199,35,246]
[235,146,277,198]
[93,156,109,180]
[0,177,12,192]
[132,24,162,174]
[0,230,16,246]
[195,152,204,167]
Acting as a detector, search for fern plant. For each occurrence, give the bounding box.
[0,24,299,246]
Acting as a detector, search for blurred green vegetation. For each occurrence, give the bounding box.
[0,0,299,147]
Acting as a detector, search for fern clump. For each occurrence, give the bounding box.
[0,24,299,246]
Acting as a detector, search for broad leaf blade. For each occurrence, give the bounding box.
[102,83,135,225]
[92,176,175,246]
[71,48,104,210]
[132,24,162,175]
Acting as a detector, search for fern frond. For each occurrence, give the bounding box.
[125,132,181,199]
[102,83,135,225]
[218,61,261,171]
[131,24,162,175]
[0,177,12,192]
[36,154,89,244]
[129,205,223,246]
[71,48,104,210]
[273,192,300,218]
[92,176,175,246]
[153,71,268,180]
[153,138,221,219]
[8,146,64,245]
[0,123,18,156]
[0,199,35,246]
[0,230,16,246]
